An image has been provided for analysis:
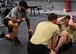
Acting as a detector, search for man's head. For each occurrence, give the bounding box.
[48,13,57,24]
[19,1,28,12]
[63,15,71,26]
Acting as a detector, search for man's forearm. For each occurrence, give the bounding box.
[51,35,58,51]
[57,16,65,23]
[68,18,74,26]
[51,39,57,51]
[11,17,20,23]
[26,18,30,29]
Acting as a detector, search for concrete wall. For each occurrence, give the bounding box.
[71,2,76,11]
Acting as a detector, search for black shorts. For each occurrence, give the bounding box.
[27,41,50,54]
[57,36,73,52]
[3,18,13,33]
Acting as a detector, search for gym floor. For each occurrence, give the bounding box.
[0,13,76,54]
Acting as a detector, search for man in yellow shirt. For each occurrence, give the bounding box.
[27,13,59,54]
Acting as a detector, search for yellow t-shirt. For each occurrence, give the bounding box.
[30,21,59,45]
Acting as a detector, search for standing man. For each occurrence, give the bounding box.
[3,0,32,46]
[27,13,59,54]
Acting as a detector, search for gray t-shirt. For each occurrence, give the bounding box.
[5,6,29,19]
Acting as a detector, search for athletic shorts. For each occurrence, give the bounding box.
[3,18,13,33]
[57,36,73,52]
[27,41,50,54]
[3,18,22,33]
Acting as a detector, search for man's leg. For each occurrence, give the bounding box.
[3,18,14,39]
[5,30,14,39]
[3,19,24,46]
[55,31,70,53]
[13,22,24,46]
[13,23,20,43]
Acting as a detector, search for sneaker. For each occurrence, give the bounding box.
[14,39,24,47]
[14,42,24,47]
[0,34,5,38]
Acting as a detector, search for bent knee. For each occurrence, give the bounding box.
[8,21,14,25]
[62,31,69,37]
[61,31,70,42]
[8,21,14,27]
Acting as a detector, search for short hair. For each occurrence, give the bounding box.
[64,15,71,19]
[48,13,57,21]
[19,0,28,8]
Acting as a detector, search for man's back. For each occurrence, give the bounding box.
[30,21,59,45]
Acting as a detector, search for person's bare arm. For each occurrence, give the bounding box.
[57,16,65,24]
[25,17,31,29]
[68,16,76,29]
[11,16,22,23]
[50,33,58,51]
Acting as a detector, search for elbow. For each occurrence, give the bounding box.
[68,23,74,27]
[68,18,74,27]
[69,23,76,29]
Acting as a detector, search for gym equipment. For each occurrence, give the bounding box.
[66,0,71,12]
